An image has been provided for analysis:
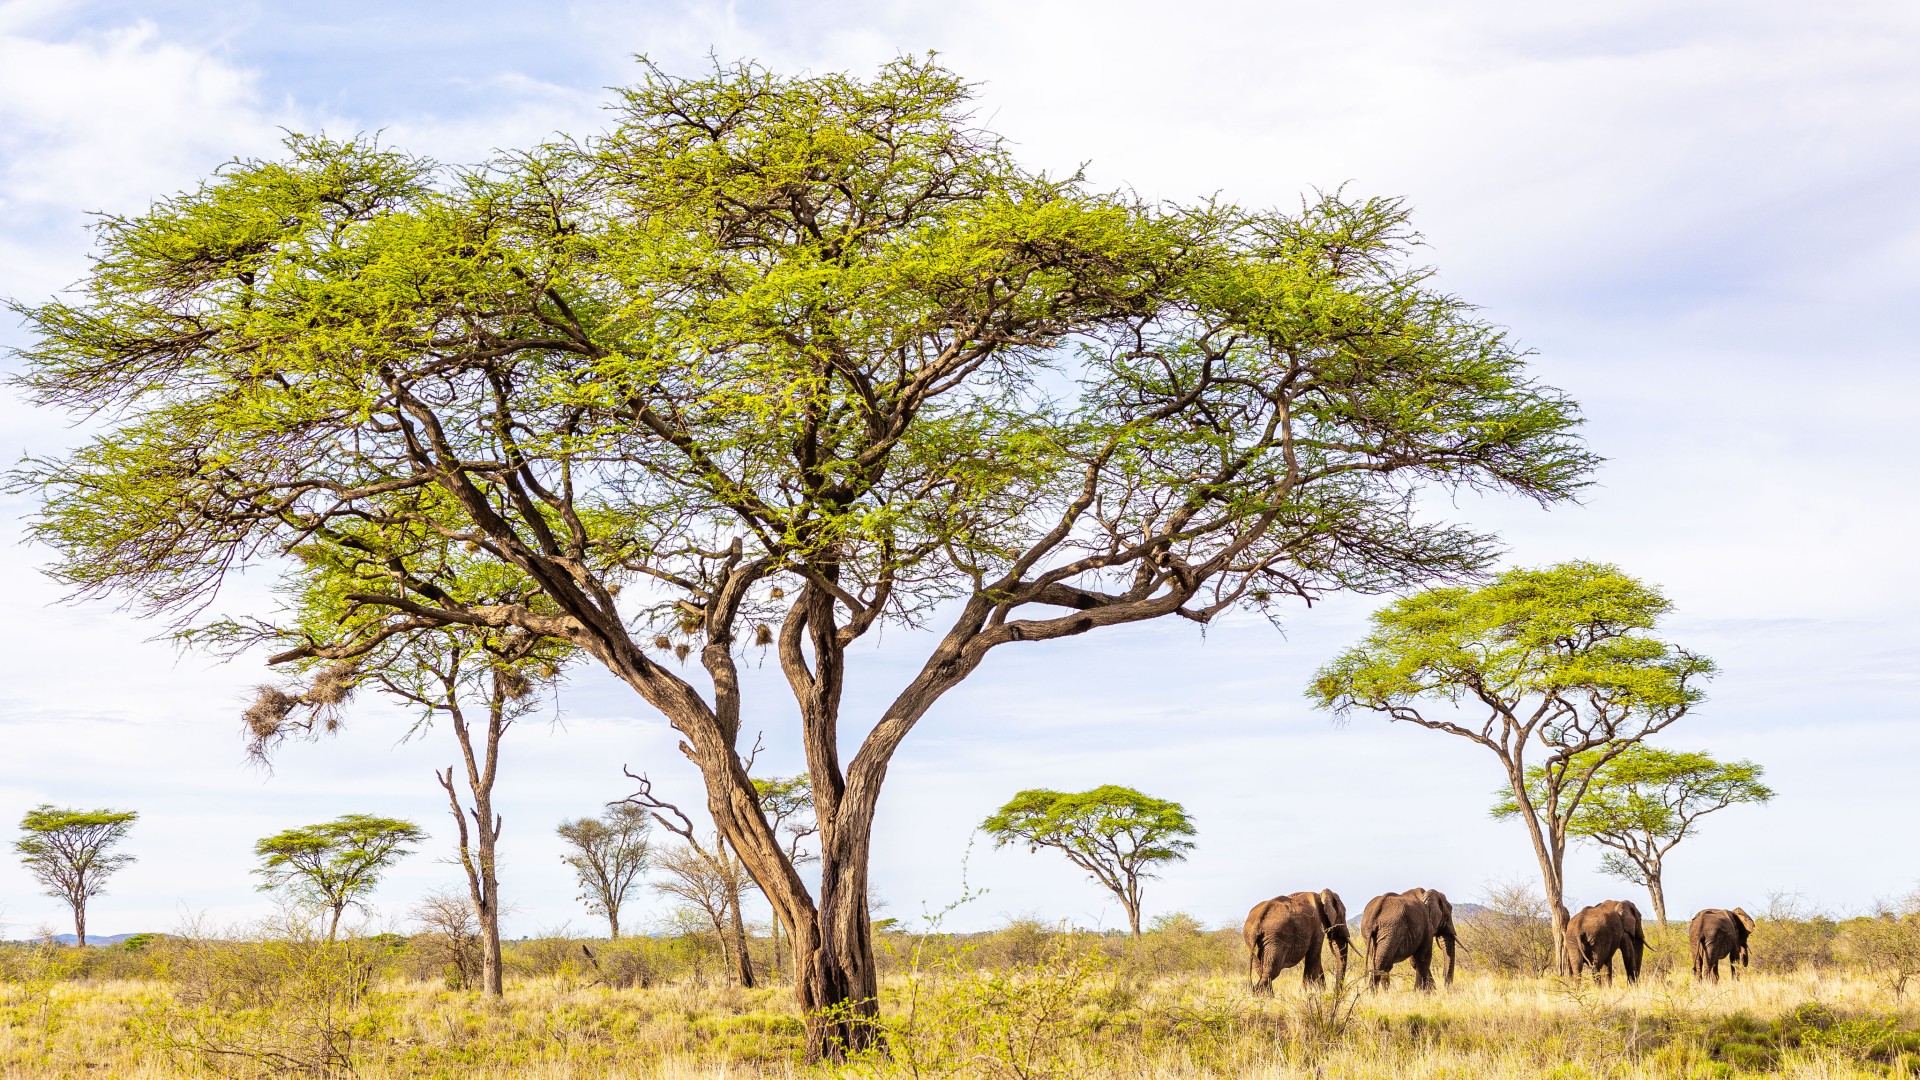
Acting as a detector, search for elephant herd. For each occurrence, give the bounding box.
[1242,887,1758,993]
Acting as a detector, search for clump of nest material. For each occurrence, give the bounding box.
[242,686,302,745]
[754,625,774,646]
[241,662,358,761]
[305,662,358,705]
[495,666,532,700]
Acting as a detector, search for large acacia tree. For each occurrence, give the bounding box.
[9,58,1591,1054]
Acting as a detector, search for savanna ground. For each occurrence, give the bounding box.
[5,899,1920,1080]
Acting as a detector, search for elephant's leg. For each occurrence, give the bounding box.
[1251,942,1279,997]
[1412,939,1435,992]
[1303,943,1325,989]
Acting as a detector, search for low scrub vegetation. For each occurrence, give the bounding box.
[2,913,1919,1078]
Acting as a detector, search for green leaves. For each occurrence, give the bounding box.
[253,814,426,933]
[981,786,1196,872]
[1310,561,1713,728]
[13,805,140,917]
[1495,746,1773,844]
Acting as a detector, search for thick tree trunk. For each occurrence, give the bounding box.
[328,903,344,943]
[72,902,86,949]
[1647,873,1667,927]
[1125,901,1142,937]
[608,910,621,940]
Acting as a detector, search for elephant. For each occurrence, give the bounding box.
[1567,900,1648,985]
[1243,889,1351,994]
[1360,888,1457,990]
[1689,907,1755,982]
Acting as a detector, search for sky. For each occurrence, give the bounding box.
[1,0,1917,940]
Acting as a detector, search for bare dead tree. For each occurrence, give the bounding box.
[624,768,759,988]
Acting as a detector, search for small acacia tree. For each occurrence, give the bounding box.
[981,785,1194,935]
[8,57,1592,1052]
[1311,562,1713,970]
[13,805,138,946]
[1495,746,1772,924]
[555,804,652,939]
[254,814,426,940]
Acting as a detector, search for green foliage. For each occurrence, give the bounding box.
[252,814,426,938]
[5,54,1593,727]
[1310,562,1714,920]
[12,805,138,944]
[1491,745,1771,889]
[982,786,1194,933]
[138,918,388,1078]
[555,803,653,938]
[1311,562,1710,727]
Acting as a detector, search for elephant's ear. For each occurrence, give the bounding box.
[1319,889,1347,930]
[1734,908,1755,932]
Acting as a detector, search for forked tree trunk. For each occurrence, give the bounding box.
[71,902,86,949]
[439,678,510,997]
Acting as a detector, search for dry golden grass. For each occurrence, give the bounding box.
[3,965,1919,1079]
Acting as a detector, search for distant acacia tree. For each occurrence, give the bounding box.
[555,804,652,939]
[1494,746,1772,924]
[8,57,1593,1053]
[253,814,426,940]
[12,805,138,946]
[981,785,1195,935]
[1312,562,1713,971]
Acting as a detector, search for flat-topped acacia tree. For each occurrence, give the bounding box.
[8,58,1592,1055]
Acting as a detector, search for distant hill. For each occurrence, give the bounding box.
[10,933,150,946]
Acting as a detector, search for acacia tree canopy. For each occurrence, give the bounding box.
[8,56,1593,1051]
[253,814,426,940]
[1310,561,1714,967]
[981,785,1195,935]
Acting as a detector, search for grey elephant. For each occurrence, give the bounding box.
[1243,889,1351,994]
[1360,888,1457,990]
[1567,900,1647,985]
[1689,907,1754,981]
